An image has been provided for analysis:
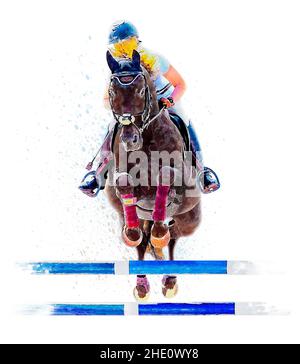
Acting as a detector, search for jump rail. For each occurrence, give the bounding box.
[24,302,285,316]
[23,260,258,275]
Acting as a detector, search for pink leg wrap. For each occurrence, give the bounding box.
[121,193,139,229]
[137,276,150,292]
[152,185,170,222]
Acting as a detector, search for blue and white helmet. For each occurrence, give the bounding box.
[108,21,139,44]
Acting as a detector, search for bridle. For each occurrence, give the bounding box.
[109,71,164,134]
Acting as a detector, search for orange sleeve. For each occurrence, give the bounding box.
[163,65,187,102]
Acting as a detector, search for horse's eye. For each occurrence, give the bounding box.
[139,88,145,97]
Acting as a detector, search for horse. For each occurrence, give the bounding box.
[104,50,201,300]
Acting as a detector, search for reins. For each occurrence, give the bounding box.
[85,69,165,171]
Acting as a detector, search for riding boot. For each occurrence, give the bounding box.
[79,124,116,197]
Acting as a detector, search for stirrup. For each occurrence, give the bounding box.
[78,171,104,198]
[198,167,221,194]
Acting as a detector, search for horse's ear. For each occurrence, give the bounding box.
[132,49,141,68]
[106,51,119,73]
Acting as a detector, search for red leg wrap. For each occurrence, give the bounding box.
[121,193,139,229]
[152,185,170,222]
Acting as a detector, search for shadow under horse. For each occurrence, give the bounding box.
[105,50,201,300]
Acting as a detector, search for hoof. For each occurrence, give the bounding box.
[123,226,143,247]
[133,287,150,302]
[163,283,178,298]
[151,230,170,248]
[150,224,170,249]
[134,276,150,302]
[162,276,178,298]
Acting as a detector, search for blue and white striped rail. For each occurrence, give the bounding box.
[25,302,284,316]
[23,260,258,275]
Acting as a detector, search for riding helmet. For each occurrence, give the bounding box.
[108,21,139,44]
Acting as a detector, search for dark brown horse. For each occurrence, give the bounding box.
[105,50,201,300]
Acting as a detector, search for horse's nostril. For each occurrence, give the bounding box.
[133,135,138,144]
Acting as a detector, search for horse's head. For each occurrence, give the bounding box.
[107,50,156,152]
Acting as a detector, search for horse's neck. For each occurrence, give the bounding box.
[149,91,159,115]
[146,112,172,144]
[142,68,160,117]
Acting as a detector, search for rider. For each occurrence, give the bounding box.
[79,21,220,195]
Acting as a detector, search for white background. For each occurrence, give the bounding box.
[0,0,299,344]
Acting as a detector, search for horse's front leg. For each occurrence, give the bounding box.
[150,166,177,248]
[115,173,142,247]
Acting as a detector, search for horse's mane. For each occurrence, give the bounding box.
[141,65,159,117]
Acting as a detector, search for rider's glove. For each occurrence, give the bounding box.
[159,97,175,109]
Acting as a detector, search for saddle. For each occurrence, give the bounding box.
[168,113,191,152]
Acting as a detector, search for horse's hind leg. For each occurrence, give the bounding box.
[162,238,178,298]
[115,173,142,247]
[134,222,151,301]
[161,201,201,299]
